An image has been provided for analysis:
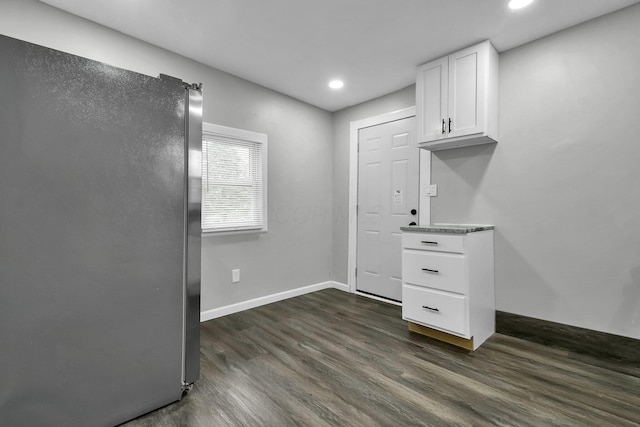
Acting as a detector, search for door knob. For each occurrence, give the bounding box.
[410,209,417,215]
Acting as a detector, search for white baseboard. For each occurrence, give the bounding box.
[200,281,349,322]
[332,281,349,292]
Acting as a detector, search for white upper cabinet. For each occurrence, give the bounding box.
[416,40,499,151]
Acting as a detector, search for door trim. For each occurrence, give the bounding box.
[348,106,430,296]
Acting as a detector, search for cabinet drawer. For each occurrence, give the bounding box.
[402,284,468,337]
[402,233,464,254]
[403,251,467,294]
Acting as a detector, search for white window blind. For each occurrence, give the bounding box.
[201,123,267,233]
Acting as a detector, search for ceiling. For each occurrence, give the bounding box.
[40,0,639,112]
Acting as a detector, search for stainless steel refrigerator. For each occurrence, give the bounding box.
[0,34,202,426]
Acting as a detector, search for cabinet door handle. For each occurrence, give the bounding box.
[421,241,438,245]
[441,119,445,134]
[422,305,439,312]
[448,118,452,133]
[422,268,439,274]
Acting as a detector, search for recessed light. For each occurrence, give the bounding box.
[329,80,344,89]
[508,0,533,10]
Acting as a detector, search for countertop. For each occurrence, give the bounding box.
[400,224,494,234]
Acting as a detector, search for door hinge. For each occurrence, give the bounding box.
[182,82,203,91]
[355,268,358,277]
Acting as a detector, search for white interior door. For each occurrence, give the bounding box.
[356,117,419,302]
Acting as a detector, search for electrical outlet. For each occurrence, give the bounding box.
[232,269,240,283]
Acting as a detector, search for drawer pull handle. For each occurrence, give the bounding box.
[422,305,439,312]
[422,268,439,274]
[421,241,438,245]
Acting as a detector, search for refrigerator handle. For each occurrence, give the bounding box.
[183,83,203,387]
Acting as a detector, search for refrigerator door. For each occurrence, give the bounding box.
[0,35,199,426]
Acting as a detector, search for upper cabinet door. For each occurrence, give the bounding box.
[416,40,499,151]
[416,56,448,143]
[448,44,483,138]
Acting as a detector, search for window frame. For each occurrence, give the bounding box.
[201,122,268,235]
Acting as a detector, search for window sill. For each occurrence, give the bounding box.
[202,228,267,237]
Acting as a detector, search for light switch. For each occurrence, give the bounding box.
[424,184,437,197]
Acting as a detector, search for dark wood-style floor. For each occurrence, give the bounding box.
[123,289,640,426]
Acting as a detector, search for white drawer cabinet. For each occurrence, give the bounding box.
[402,232,464,254]
[401,227,495,350]
[403,285,468,336]
[403,251,467,294]
[416,40,499,151]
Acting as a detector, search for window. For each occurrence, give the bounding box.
[201,123,267,233]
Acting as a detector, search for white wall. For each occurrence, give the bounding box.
[431,4,640,339]
[0,0,334,313]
